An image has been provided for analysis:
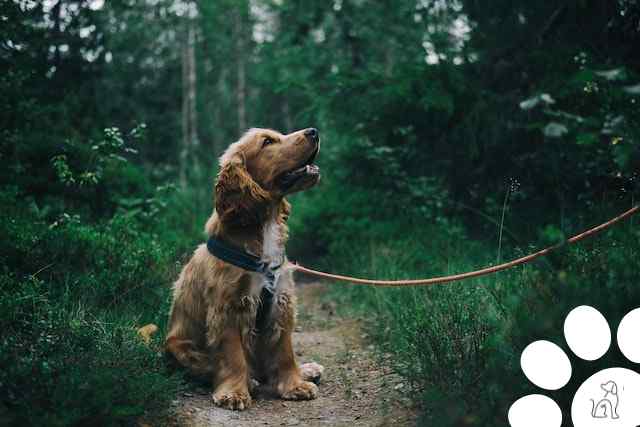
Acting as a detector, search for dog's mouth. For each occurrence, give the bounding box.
[275,147,320,191]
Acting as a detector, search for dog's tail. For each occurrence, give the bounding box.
[137,323,159,345]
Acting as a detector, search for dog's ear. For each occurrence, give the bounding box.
[601,381,617,394]
[215,154,269,226]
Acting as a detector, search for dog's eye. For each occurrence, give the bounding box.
[262,137,275,147]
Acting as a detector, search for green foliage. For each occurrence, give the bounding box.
[0,145,208,424]
[1,9,208,419]
[0,104,206,425]
[521,59,640,191]
[324,221,639,427]
[51,126,143,192]
[2,0,639,424]
[0,273,177,427]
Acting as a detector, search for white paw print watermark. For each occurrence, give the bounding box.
[508,306,640,427]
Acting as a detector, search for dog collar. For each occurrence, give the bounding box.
[206,235,283,293]
[206,235,283,332]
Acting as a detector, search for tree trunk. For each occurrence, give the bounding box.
[234,6,247,135]
[180,27,189,188]
[187,24,198,150]
[282,98,293,133]
[52,0,62,69]
[213,65,227,157]
[180,10,199,188]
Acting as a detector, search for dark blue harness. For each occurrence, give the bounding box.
[206,236,282,331]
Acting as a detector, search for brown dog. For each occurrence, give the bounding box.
[165,128,322,410]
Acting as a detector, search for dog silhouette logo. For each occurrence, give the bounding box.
[590,380,619,419]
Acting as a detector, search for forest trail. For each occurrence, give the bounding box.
[167,282,417,427]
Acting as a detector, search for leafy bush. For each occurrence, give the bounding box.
[0,185,193,426]
[0,118,211,425]
[0,274,177,427]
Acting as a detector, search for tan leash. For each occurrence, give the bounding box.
[290,205,639,287]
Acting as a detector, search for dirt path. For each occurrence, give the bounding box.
[167,282,417,427]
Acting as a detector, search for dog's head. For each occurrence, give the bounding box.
[215,128,321,225]
[601,381,618,395]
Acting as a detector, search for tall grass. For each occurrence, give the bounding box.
[310,215,640,426]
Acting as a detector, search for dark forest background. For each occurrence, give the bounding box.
[1,1,639,426]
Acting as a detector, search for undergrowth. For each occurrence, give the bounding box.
[300,210,640,426]
[0,127,211,426]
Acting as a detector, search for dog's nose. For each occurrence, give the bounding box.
[304,128,319,144]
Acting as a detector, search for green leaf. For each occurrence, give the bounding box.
[112,405,143,417]
[622,83,640,95]
[613,145,631,169]
[570,68,595,84]
[543,122,568,138]
[519,93,555,110]
[541,225,566,244]
[594,68,627,81]
[576,133,598,146]
[117,198,144,207]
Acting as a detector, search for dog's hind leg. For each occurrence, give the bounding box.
[165,336,213,377]
[300,362,324,384]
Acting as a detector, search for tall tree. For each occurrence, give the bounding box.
[181,2,199,187]
[233,4,248,134]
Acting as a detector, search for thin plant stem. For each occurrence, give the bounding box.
[497,187,511,266]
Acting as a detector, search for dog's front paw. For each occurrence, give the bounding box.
[212,390,252,411]
[280,380,319,400]
[300,362,324,384]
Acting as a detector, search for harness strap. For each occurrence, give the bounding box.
[255,287,274,332]
[206,235,282,331]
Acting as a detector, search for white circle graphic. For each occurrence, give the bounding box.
[571,367,640,427]
[508,394,562,427]
[520,340,572,390]
[563,305,611,361]
[617,308,640,363]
